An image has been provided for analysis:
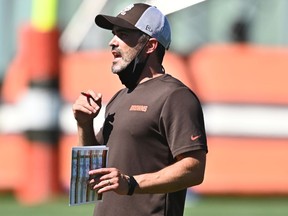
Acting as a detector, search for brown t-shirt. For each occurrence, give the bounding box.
[94,74,207,216]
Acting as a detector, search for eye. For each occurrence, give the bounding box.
[117,31,128,39]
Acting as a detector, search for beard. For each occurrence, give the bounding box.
[111,40,149,90]
[117,56,148,90]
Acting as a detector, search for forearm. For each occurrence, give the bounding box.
[133,151,206,194]
[72,90,102,146]
[88,151,206,196]
[77,121,99,146]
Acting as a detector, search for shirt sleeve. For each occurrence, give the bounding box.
[160,87,208,158]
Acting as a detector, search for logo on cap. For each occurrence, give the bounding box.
[145,25,153,33]
[120,4,134,15]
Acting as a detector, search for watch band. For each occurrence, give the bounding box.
[127,176,138,196]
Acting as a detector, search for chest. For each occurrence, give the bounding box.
[105,91,164,138]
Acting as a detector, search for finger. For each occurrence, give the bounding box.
[81,93,96,106]
[86,90,102,100]
[93,179,114,193]
[73,103,97,115]
[89,169,115,186]
[89,173,102,181]
[106,179,112,186]
[83,91,102,105]
[76,95,101,112]
[92,179,108,190]
[89,168,111,176]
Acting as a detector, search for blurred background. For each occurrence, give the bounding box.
[0,0,288,215]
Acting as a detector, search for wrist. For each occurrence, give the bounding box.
[77,120,94,129]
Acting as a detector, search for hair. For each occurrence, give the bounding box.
[139,33,166,64]
[155,43,165,64]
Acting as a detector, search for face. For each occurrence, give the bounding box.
[109,26,148,74]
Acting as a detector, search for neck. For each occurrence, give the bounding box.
[138,64,164,84]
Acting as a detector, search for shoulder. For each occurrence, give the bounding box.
[106,88,126,107]
[158,74,185,87]
[157,74,200,102]
[157,74,192,93]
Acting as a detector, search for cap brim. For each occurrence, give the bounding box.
[95,15,137,30]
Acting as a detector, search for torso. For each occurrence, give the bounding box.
[94,74,207,216]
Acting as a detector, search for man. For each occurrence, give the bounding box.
[72,3,207,216]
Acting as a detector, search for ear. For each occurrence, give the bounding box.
[146,38,158,54]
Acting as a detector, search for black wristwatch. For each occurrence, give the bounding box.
[127,176,138,196]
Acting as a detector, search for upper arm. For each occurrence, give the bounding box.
[161,88,208,157]
[175,150,207,184]
[175,149,206,162]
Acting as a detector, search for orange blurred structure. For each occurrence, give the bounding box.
[59,50,122,103]
[189,44,288,194]
[188,44,288,105]
[0,135,30,189]
[0,136,58,204]
[1,24,60,204]
[194,137,288,195]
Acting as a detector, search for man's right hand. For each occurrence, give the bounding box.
[72,90,102,126]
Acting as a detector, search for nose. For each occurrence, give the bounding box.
[109,35,118,48]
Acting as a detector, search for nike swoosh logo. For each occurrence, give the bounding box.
[191,135,201,141]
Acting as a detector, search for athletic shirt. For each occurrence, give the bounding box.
[94,74,207,216]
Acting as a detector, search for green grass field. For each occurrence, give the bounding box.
[1,193,288,216]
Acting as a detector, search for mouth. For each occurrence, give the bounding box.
[111,50,122,62]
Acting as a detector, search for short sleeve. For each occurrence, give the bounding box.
[160,87,208,157]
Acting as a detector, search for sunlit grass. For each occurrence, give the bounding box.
[1,192,288,216]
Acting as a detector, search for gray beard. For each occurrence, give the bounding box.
[116,55,146,90]
[113,39,150,89]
